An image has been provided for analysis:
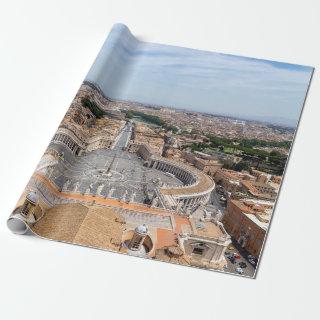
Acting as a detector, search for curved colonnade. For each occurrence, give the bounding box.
[51,126,85,156]
[138,145,215,212]
[152,157,214,211]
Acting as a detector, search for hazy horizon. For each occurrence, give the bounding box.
[86,24,313,128]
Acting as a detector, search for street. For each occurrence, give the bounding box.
[224,241,256,277]
[112,121,132,150]
[210,188,225,212]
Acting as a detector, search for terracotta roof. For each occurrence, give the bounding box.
[31,203,89,242]
[31,203,125,251]
[190,218,224,240]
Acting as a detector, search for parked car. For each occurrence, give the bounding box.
[239,262,247,268]
[235,267,244,275]
[233,252,241,259]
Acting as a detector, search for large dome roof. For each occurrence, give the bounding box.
[26,191,39,204]
[135,224,148,234]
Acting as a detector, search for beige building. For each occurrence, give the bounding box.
[251,169,271,183]
[222,198,273,258]
[193,158,223,176]
[132,123,165,155]
[271,175,282,184]
[214,168,255,194]
[181,151,223,177]
[241,180,277,200]
[163,146,183,161]
[178,215,231,269]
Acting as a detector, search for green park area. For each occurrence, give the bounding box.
[81,97,105,118]
[121,109,289,175]
[122,109,179,133]
[185,134,290,174]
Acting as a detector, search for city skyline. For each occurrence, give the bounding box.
[86,24,313,127]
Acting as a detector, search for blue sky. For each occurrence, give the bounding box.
[86,24,313,127]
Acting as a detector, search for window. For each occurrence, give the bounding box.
[21,203,30,216]
[131,240,141,249]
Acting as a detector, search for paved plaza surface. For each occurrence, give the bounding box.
[47,123,182,205]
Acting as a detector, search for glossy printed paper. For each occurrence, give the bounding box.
[8,24,313,278]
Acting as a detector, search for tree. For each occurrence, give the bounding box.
[126,111,134,119]
[233,161,250,172]
[81,97,105,118]
[270,150,281,157]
